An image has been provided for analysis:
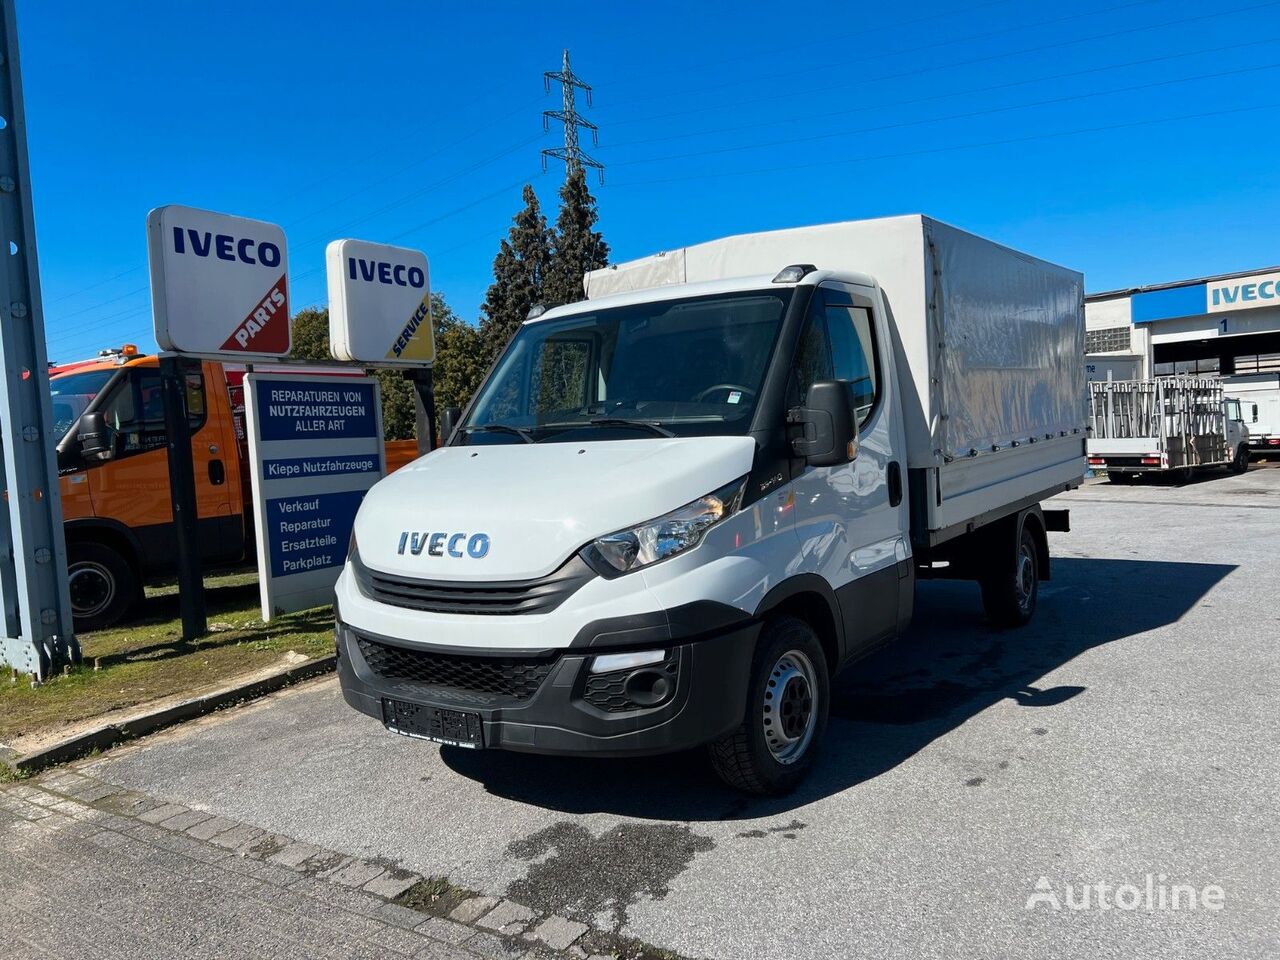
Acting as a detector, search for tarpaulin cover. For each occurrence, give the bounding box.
[585,215,1085,466]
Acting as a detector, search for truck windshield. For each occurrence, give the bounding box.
[50,369,115,439]
[463,290,791,442]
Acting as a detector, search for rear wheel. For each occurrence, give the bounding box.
[1230,444,1250,474]
[709,617,830,795]
[67,541,137,632]
[981,524,1039,628]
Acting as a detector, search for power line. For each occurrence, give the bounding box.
[600,0,1276,130]
[282,98,543,230]
[542,49,603,183]
[285,172,540,288]
[44,95,545,310]
[591,0,1020,90]
[602,34,1280,152]
[607,99,1280,189]
[44,132,543,334]
[607,59,1280,170]
[602,0,1169,114]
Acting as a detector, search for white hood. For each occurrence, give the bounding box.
[354,436,756,581]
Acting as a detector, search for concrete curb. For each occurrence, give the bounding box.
[2,771,662,959]
[3,654,337,775]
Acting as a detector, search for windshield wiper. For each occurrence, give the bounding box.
[587,416,676,438]
[466,423,535,444]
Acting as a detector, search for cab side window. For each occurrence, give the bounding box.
[96,368,208,457]
[786,302,834,409]
[826,304,879,424]
[786,289,881,428]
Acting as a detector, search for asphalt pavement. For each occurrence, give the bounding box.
[43,466,1280,959]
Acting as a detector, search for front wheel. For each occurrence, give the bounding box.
[709,617,830,795]
[981,524,1039,628]
[1230,445,1250,474]
[67,541,137,632]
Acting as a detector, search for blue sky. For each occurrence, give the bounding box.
[21,0,1280,363]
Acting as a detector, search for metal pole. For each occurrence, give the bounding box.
[159,354,206,641]
[0,1,76,679]
[405,367,438,456]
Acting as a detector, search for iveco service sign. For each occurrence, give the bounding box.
[325,238,435,366]
[148,205,292,358]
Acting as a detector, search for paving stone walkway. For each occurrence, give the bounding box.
[0,770,607,960]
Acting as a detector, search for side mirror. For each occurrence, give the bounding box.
[77,412,114,461]
[441,406,462,443]
[788,380,857,467]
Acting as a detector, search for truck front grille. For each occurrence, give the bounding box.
[354,635,555,703]
[352,553,594,616]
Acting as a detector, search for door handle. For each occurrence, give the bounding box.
[208,459,225,486]
[887,461,903,507]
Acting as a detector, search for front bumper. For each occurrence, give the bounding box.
[335,609,759,757]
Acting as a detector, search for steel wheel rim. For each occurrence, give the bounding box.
[762,649,818,764]
[1016,542,1035,612]
[68,562,114,617]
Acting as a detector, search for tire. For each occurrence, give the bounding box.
[980,523,1039,628]
[709,616,830,795]
[67,541,137,632]
[1230,445,1250,474]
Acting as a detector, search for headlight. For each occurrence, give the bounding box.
[347,528,359,560]
[584,477,746,576]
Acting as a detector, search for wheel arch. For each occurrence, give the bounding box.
[64,519,142,576]
[1019,507,1050,582]
[754,574,844,674]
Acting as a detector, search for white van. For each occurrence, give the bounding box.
[335,216,1085,794]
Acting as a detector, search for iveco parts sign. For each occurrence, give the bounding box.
[148,205,292,358]
[325,238,435,366]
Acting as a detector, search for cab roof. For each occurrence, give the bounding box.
[530,269,877,325]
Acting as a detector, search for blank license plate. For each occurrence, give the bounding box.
[382,699,483,748]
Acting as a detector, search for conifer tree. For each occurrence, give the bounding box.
[545,166,609,307]
[479,184,551,360]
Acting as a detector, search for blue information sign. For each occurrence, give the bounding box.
[245,372,386,619]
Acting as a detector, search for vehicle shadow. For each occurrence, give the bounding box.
[128,581,261,628]
[440,557,1234,821]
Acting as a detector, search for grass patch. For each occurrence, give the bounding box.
[395,876,479,917]
[577,931,693,960]
[0,762,30,783]
[0,568,334,744]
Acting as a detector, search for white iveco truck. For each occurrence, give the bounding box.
[336,216,1085,794]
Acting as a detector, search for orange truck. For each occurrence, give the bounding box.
[48,345,417,630]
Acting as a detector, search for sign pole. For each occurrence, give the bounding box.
[159,354,206,641]
[407,367,438,455]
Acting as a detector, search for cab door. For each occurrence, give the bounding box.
[87,362,239,572]
[787,282,910,660]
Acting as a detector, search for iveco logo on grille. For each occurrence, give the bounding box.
[397,531,491,558]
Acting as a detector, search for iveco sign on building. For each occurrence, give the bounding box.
[1207,270,1280,313]
[1085,264,1280,381]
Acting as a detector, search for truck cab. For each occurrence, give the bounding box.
[51,348,246,629]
